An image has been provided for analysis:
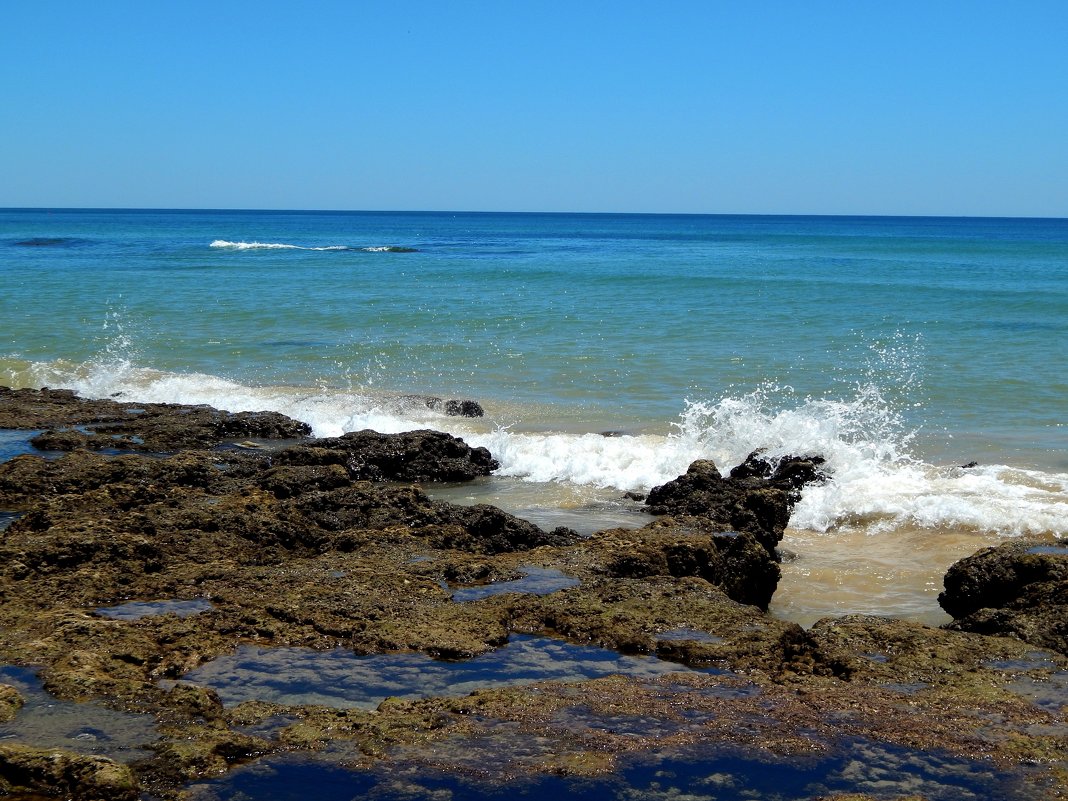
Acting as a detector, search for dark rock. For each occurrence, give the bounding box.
[443,399,484,418]
[940,539,1068,654]
[257,464,352,499]
[594,522,780,610]
[399,395,485,418]
[28,429,95,451]
[0,449,245,509]
[0,387,311,451]
[274,429,498,482]
[645,455,825,555]
[295,484,578,554]
[729,450,828,495]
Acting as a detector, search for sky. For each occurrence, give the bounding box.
[2,1,1067,216]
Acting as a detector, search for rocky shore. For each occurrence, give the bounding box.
[0,387,1065,800]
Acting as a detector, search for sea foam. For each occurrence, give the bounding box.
[5,357,1067,539]
[210,240,349,251]
[209,240,415,252]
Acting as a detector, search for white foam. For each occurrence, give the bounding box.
[465,429,697,491]
[210,240,348,251]
[9,358,1068,539]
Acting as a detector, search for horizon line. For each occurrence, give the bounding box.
[2,206,1066,222]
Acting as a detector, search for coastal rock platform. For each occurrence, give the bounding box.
[0,388,1064,800]
[940,539,1068,655]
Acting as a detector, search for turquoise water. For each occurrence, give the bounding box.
[4,212,1066,447]
[2,209,1067,622]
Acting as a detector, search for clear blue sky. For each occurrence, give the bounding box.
[3,1,1066,216]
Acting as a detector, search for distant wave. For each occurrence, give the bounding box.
[210,240,417,253]
[12,237,92,247]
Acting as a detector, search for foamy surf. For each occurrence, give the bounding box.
[209,240,416,252]
[3,356,1067,540]
[210,240,349,251]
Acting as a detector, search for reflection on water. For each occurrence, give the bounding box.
[186,736,1049,801]
[451,566,579,601]
[0,429,40,463]
[1026,543,1068,555]
[0,666,158,762]
[96,598,214,620]
[173,635,699,709]
[425,477,648,537]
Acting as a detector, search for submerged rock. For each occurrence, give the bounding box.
[940,539,1068,654]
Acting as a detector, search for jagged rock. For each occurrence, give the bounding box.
[939,539,1068,654]
[590,521,780,610]
[729,451,828,497]
[273,429,498,482]
[645,454,825,555]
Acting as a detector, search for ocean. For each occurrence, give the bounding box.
[2,208,1066,625]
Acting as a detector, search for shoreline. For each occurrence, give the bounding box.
[0,386,1065,800]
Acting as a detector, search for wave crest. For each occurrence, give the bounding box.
[209,240,416,252]
[3,356,1066,539]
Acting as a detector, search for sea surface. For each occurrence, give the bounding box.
[2,208,1066,625]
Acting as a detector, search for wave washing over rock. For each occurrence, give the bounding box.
[7,355,1066,541]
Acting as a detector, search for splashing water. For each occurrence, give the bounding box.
[9,349,1064,542]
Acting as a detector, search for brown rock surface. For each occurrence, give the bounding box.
[0,388,1064,799]
[940,539,1068,654]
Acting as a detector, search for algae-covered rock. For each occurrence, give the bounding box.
[940,539,1068,654]
[0,743,138,800]
[0,386,311,452]
[585,520,781,609]
[0,684,23,722]
[0,387,1065,800]
[273,428,498,482]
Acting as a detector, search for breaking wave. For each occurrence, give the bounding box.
[209,240,416,252]
[3,356,1066,540]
